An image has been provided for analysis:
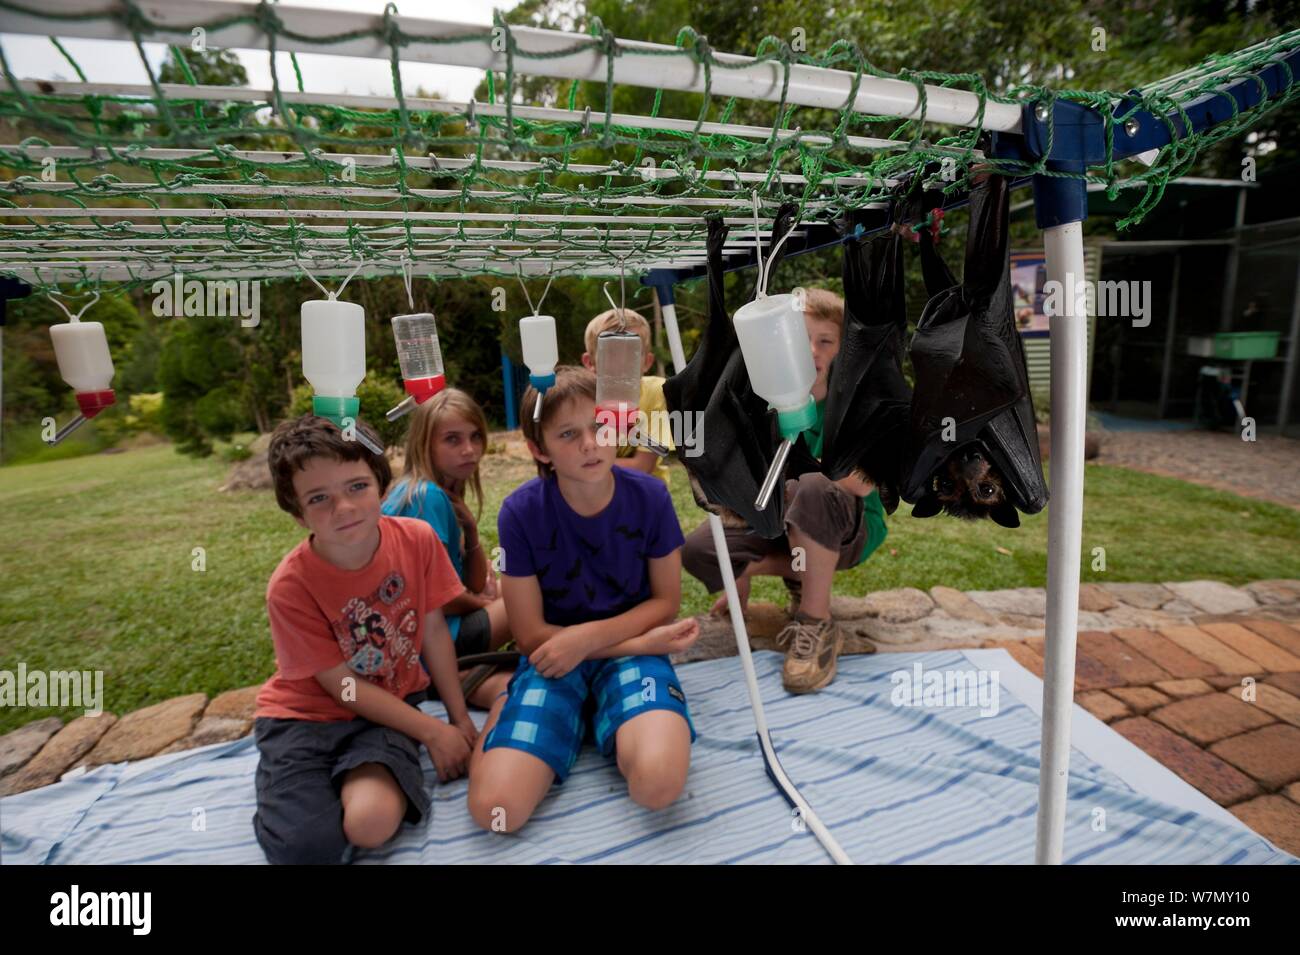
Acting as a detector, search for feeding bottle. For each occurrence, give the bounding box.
[519,312,558,423]
[732,291,817,509]
[301,295,382,454]
[594,330,642,443]
[47,318,115,445]
[385,312,446,422]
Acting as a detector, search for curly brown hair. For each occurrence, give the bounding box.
[267,414,392,517]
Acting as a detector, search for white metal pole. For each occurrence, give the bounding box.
[1036,222,1088,865]
[655,284,853,864]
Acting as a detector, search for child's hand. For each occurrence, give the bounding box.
[450,497,479,548]
[642,618,700,656]
[423,718,472,783]
[481,565,499,601]
[529,631,590,680]
[453,714,479,751]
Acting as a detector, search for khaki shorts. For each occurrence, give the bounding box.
[682,471,868,594]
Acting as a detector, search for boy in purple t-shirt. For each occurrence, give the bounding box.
[467,366,700,833]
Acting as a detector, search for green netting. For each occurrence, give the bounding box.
[0,0,1296,293]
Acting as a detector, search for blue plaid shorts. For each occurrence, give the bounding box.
[482,654,696,782]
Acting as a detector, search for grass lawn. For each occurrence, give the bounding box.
[2,441,1299,734]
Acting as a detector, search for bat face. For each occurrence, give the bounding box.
[914,446,1020,528]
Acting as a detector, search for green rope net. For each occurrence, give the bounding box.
[0,0,1295,294]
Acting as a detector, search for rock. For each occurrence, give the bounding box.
[204,684,262,721]
[859,588,934,623]
[829,595,874,620]
[1000,612,1048,630]
[1245,580,1300,606]
[968,587,1047,618]
[158,716,253,754]
[742,603,787,643]
[1162,581,1258,615]
[82,693,208,767]
[217,433,274,492]
[1098,604,1182,631]
[0,717,64,778]
[1100,582,1175,610]
[850,616,927,646]
[929,586,999,624]
[1076,610,1115,631]
[1161,599,1200,618]
[1078,583,1117,613]
[919,610,1003,643]
[0,714,116,795]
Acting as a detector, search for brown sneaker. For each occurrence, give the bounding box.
[775,611,844,694]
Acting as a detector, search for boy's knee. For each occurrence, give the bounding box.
[342,804,403,849]
[618,746,688,811]
[625,763,686,811]
[468,785,532,834]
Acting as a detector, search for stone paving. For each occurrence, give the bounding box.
[3,579,1299,858]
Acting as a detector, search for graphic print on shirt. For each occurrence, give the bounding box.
[333,570,421,691]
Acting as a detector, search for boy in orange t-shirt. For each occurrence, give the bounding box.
[252,415,475,865]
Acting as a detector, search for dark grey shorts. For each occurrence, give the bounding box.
[252,692,430,865]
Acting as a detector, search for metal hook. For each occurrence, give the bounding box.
[466,97,477,130]
[581,105,592,137]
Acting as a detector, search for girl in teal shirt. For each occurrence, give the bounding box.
[383,388,513,707]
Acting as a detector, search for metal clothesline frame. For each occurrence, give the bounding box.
[0,0,1295,866]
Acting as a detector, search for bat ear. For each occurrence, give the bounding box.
[911,494,942,518]
[990,500,1021,528]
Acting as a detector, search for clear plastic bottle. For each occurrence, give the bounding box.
[519,312,558,422]
[594,330,642,439]
[386,312,446,421]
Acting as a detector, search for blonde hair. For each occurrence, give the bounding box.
[520,365,596,480]
[583,308,652,360]
[800,288,846,330]
[395,387,488,525]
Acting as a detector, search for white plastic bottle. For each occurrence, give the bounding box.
[301,296,382,453]
[47,318,116,444]
[732,291,817,509]
[732,291,817,439]
[519,312,558,422]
